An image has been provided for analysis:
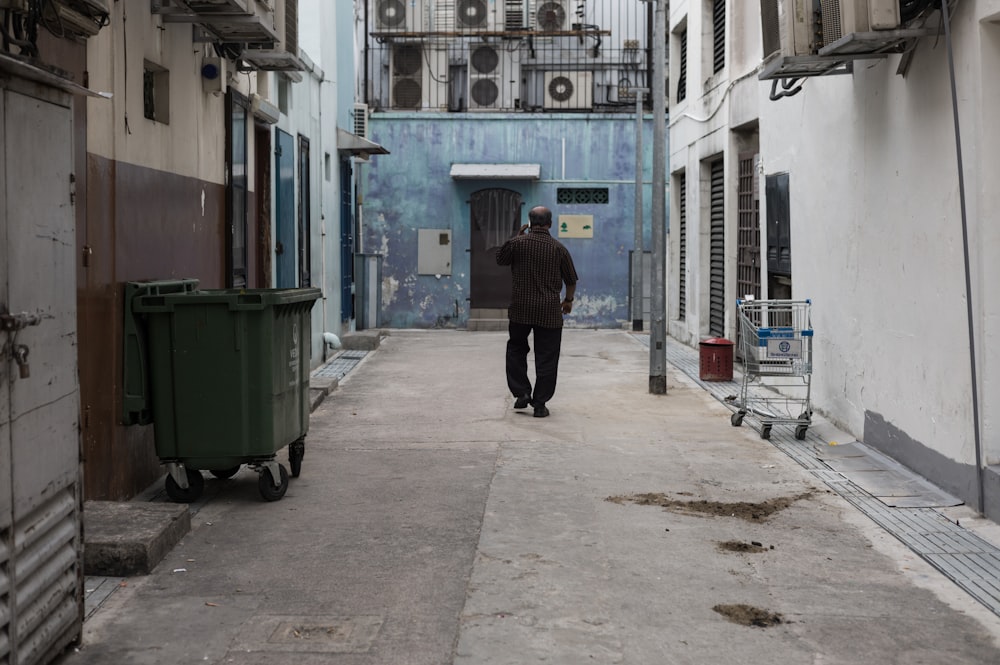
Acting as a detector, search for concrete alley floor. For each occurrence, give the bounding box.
[61,329,1000,664]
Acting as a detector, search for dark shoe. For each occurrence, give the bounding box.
[514,394,532,409]
[533,404,550,418]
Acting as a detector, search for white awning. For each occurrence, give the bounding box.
[336,128,390,159]
[449,163,541,180]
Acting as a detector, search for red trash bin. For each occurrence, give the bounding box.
[699,338,735,381]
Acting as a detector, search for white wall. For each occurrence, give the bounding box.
[86,2,255,184]
[759,4,989,470]
[668,1,999,510]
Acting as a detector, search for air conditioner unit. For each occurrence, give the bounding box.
[354,103,370,138]
[390,44,448,109]
[468,44,520,110]
[543,71,592,110]
[375,0,425,32]
[503,0,535,30]
[45,0,109,36]
[184,0,252,15]
[535,0,568,31]
[454,0,501,32]
[242,0,305,72]
[760,0,817,59]
[821,0,900,46]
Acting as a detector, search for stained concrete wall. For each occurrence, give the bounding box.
[362,113,656,329]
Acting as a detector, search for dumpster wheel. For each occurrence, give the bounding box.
[289,438,305,478]
[165,467,205,503]
[258,463,289,501]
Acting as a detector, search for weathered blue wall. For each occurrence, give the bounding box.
[362,112,662,328]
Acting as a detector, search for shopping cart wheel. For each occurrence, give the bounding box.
[795,425,808,440]
[288,438,305,478]
[258,463,289,502]
[730,412,744,427]
[209,466,241,480]
[165,468,205,503]
[760,425,772,440]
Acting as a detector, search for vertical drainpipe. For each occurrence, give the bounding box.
[941,0,985,514]
[363,1,369,105]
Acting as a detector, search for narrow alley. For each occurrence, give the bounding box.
[61,330,1000,664]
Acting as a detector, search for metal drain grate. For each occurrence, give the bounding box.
[313,350,369,380]
[637,333,1000,617]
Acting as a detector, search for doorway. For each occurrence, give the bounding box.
[469,188,523,309]
[275,128,296,288]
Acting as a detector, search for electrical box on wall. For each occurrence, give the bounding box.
[201,57,226,95]
[417,229,452,276]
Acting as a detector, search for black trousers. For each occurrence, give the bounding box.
[506,322,563,405]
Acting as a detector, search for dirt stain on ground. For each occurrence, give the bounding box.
[605,492,811,521]
[717,540,767,553]
[713,604,784,628]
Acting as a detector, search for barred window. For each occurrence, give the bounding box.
[557,188,609,205]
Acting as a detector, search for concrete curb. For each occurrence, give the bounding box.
[83,501,190,576]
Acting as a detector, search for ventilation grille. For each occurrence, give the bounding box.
[821,0,844,47]
[504,0,534,29]
[353,103,369,138]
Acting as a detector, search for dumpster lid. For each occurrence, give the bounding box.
[701,337,734,345]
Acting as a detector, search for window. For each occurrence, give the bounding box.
[676,29,687,103]
[278,76,290,115]
[143,61,169,124]
[556,188,609,204]
[712,0,726,74]
[297,135,312,287]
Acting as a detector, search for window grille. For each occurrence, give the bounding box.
[557,187,609,204]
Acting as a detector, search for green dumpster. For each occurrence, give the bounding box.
[123,279,322,503]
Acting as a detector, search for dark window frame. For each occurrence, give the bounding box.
[225,90,249,288]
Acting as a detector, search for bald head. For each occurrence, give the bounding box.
[528,206,553,228]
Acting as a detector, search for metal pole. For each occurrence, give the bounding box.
[649,0,667,394]
[941,0,984,514]
[630,88,647,332]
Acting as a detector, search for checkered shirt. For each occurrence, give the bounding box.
[496,228,579,328]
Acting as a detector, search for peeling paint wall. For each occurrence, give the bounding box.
[363,113,657,328]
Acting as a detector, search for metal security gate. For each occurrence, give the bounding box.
[469,188,522,309]
[708,158,725,337]
[736,153,761,301]
[677,172,687,320]
[1,79,83,665]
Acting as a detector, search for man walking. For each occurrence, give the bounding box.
[496,205,579,418]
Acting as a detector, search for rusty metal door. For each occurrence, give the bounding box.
[469,188,522,309]
[1,81,83,665]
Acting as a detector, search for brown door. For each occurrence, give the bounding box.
[470,188,522,309]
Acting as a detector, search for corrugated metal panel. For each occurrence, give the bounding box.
[14,490,79,665]
[709,158,725,337]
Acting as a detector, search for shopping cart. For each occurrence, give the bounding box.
[728,299,813,440]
